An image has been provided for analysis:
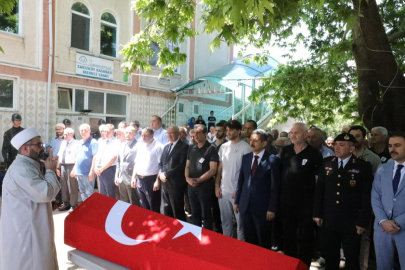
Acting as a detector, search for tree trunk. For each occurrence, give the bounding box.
[352,0,405,132]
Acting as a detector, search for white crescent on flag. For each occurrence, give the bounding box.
[105,200,202,245]
[105,200,152,246]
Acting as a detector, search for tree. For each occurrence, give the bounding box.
[121,0,405,132]
[0,0,18,53]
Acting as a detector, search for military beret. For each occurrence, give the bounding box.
[334,133,356,144]
[11,113,22,121]
[63,118,71,125]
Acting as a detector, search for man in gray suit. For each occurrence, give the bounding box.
[115,126,139,205]
[372,132,405,269]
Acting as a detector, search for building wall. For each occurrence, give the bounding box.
[54,0,133,83]
[52,0,177,132]
[0,79,49,162]
[193,4,231,79]
[0,0,43,70]
[0,0,234,162]
[176,97,232,126]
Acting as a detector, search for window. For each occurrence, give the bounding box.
[149,41,159,66]
[106,93,125,115]
[194,104,199,114]
[148,40,179,73]
[57,87,127,117]
[71,2,90,51]
[100,12,117,57]
[167,40,179,73]
[0,2,19,34]
[0,78,14,109]
[58,88,72,110]
[75,89,84,111]
[178,103,184,113]
[88,91,104,113]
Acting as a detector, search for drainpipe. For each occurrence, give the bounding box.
[45,0,53,143]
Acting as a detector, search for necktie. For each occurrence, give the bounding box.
[393,164,404,195]
[62,141,68,164]
[168,143,173,154]
[339,161,343,170]
[165,143,173,162]
[251,155,259,178]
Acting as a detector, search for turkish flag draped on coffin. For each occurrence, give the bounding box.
[65,193,307,270]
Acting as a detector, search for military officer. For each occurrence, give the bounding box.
[313,133,374,270]
[63,118,75,139]
[2,113,24,169]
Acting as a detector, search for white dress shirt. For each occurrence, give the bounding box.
[251,149,265,168]
[153,127,169,145]
[167,138,179,155]
[134,139,163,176]
[337,155,351,169]
[57,139,80,164]
[96,136,120,166]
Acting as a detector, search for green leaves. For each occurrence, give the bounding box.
[122,0,405,132]
[0,0,18,53]
[0,0,16,14]
[121,0,196,75]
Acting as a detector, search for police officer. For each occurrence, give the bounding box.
[62,118,72,128]
[2,113,24,169]
[313,133,374,270]
[93,119,106,140]
[63,118,75,139]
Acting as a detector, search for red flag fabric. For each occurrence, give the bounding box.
[65,193,307,270]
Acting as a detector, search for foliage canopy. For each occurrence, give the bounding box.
[121,0,405,131]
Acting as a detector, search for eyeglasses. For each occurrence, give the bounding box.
[25,142,43,148]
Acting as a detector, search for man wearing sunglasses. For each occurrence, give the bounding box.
[0,127,60,270]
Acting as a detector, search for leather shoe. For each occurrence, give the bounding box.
[58,203,71,211]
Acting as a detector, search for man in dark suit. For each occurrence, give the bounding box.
[234,129,280,249]
[314,133,373,270]
[159,126,189,221]
[115,126,139,205]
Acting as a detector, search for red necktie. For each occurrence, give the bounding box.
[251,155,259,178]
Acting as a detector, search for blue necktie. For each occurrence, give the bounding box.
[393,164,404,195]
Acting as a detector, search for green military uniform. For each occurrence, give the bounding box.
[314,134,374,270]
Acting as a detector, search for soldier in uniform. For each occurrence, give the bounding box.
[313,133,374,270]
[63,118,75,139]
[2,113,24,169]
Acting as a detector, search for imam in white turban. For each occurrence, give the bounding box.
[11,127,41,149]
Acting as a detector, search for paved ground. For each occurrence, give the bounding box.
[1,196,325,270]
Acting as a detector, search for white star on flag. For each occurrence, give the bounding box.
[172,220,202,241]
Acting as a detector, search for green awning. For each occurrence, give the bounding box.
[172,55,279,93]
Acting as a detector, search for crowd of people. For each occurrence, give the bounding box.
[1,112,404,270]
